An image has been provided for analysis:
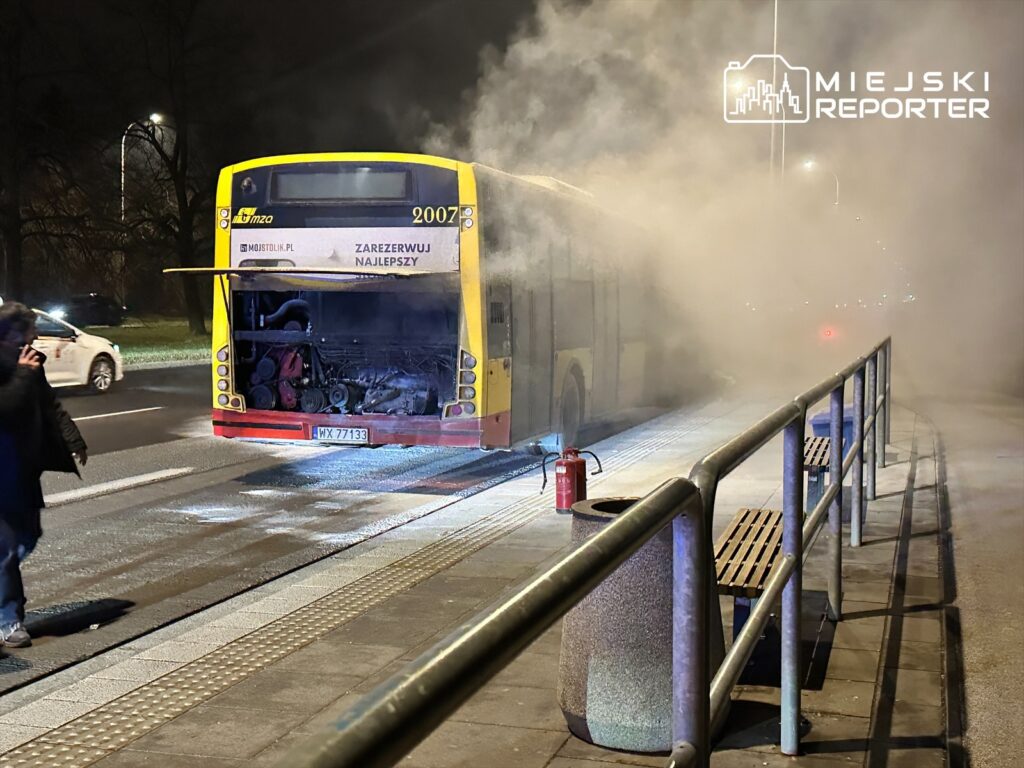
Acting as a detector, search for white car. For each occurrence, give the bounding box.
[32,309,124,393]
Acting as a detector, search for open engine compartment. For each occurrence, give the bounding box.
[230,277,460,417]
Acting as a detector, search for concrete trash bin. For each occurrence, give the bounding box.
[557,497,673,752]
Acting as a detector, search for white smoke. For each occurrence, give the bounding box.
[423,0,1024,397]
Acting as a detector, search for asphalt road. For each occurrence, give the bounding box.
[57,364,211,456]
[3,361,664,694]
[2,364,544,694]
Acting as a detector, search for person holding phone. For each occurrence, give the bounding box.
[0,302,87,648]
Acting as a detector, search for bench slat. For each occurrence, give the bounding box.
[731,511,776,590]
[715,508,758,582]
[729,510,779,596]
[714,507,783,598]
[803,436,831,469]
[717,508,770,586]
[747,519,784,594]
[722,509,773,587]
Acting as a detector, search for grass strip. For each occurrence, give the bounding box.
[82,317,211,365]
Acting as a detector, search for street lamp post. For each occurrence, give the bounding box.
[802,158,840,205]
[119,113,163,302]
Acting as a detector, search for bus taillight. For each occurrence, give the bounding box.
[214,345,244,411]
[451,350,479,416]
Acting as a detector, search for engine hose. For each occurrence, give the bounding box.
[264,299,311,325]
[239,342,257,365]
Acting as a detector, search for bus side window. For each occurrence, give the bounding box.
[487,282,512,358]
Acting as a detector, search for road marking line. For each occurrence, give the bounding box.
[45,467,194,507]
[73,406,164,421]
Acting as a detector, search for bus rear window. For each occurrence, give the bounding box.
[270,169,410,202]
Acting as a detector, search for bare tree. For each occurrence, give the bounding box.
[78,0,249,334]
[109,0,217,334]
[0,2,103,302]
[0,1,36,300]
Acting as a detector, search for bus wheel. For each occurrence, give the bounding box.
[559,373,583,449]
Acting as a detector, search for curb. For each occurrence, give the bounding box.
[123,359,207,372]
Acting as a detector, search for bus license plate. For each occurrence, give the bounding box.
[312,426,369,444]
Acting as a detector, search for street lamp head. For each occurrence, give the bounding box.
[149,113,164,124]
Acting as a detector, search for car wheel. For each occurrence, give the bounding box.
[559,371,583,449]
[89,356,115,394]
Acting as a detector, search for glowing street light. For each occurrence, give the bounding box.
[119,112,163,224]
[119,112,165,303]
[802,158,840,205]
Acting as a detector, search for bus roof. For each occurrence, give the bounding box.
[225,152,461,174]
[515,175,594,199]
[223,154,593,201]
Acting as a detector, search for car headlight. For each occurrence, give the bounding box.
[112,344,120,353]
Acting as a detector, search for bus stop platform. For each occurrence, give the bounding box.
[0,395,1015,768]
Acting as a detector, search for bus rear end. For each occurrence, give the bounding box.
[210,154,504,448]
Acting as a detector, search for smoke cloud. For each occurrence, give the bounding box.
[424,0,1024,398]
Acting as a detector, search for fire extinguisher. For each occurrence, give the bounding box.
[541,447,604,514]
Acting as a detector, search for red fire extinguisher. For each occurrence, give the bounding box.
[542,447,604,514]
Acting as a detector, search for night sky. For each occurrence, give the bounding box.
[22,0,539,163]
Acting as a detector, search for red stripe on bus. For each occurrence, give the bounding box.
[211,409,511,449]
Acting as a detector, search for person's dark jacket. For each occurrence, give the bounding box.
[0,345,86,534]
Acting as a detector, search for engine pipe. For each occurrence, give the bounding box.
[264,298,311,326]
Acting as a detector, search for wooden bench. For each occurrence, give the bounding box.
[715,507,783,638]
[713,438,833,638]
[804,436,832,513]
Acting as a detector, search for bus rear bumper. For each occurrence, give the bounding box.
[211,409,510,449]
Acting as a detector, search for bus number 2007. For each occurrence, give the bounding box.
[412,205,459,224]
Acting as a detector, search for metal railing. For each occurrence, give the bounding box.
[694,336,891,757]
[281,478,709,768]
[279,337,893,768]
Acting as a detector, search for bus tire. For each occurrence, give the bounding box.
[559,371,583,449]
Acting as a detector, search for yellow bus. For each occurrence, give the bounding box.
[171,152,659,449]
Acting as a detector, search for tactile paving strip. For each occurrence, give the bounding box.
[0,413,711,767]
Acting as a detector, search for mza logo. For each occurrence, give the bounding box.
[231,207,274,224]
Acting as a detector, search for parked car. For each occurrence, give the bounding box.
[48,293,127,327]
[32,309,124,393]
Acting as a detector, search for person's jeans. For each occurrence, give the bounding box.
[0,519,38,633]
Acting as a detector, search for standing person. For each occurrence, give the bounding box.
[0,302,87,648]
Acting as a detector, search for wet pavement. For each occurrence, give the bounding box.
[58,365,210,457]
[4,439,540,695]
[0,392,1017,767]
[917,396,1024,767]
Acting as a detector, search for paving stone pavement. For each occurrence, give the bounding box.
[0,400,960,767]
